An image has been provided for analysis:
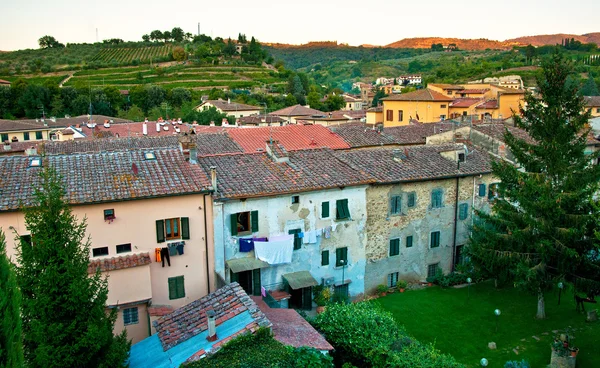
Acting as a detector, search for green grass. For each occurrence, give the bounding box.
[376,281,600,368]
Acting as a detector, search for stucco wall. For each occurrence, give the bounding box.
[213,186,368,298]
[382,100,450,126]
[112,303,150,344]
[364,174,494,294]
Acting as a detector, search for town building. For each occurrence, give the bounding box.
[397,75,422,86]
[0,79,11,87]
[584,96,600,118]
[270,104,326,125]
[195,99,261,118]
[342,94,364,110]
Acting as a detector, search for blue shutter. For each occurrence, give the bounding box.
[406,235,413,248]
[478,184,486,197]
[459,203,468,220]
[407,192,416,208]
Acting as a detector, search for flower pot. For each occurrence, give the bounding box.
[399,288,405,293]
[380,292,387,297]
[428,282,433,287]
[570,348,579,357]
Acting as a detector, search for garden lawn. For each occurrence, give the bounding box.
[376,281,600,368]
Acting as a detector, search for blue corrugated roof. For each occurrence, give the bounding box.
[129,310,255,368]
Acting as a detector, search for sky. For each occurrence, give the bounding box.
[1,0,599,51]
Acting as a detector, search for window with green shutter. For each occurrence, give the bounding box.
[406,235,413,248]
[321,250,329,266]
[251,211,259,232]
[321,202,330,218]
[390,195,401,215]
[181,217,190,239]
[407,192,416,208]
[1,133,8,143]
[336,247,348,267]
[458,203,468,220]
[431,189,443,208]
[168,276,185,300]
[478,184,486,197]
[389,238,400,256]
[23,132,30,141]
[35,131,43,140]
[289,229,302,250]
[156,220,165,243]
[430,231,440,248]
[230,211,257,236]
[336,199,350,220]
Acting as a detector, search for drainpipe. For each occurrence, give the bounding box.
[451,161,460,273]
[203,194,211,294]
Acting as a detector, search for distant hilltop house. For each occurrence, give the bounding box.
[470,75,524,90]
[397,75,422,86]
[375,77,395,86]
[0,79,10,87]
[195,99,262,119]
[585,96,600,118]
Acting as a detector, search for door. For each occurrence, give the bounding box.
[455,245,464,267]
[231,270,253,295]
[288,287,313,310]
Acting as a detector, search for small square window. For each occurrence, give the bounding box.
[35,131,43,140]
[92,247,109,257]
[116,243,132,254]
[388,272,399,288]
[291,195,299,204]
[389,238,400,256]
[104,209,115,221]
[23,132,30,141]
[29,157,42,167]
[458,153,465,162]
[427,263,439,279]
[144,152,156,160]
[123,307,139,325]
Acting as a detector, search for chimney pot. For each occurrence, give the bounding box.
[209,166,217,192]
[206,309,217,342]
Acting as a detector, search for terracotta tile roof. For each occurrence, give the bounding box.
[330,110,366,120]
[450,98,484,108]
[154,282,271,351]
[328,124,398,147]
[428,84,465,90]
[148,305,175,317]
[584,96,600,107]
[200,100,261,112]
[42,136,179,155]
[496,86,526,94]
[337,144,492,183]
[196,148,374,199]
[472,123,534,144]
[226,125,350,152]
[367,106,383,112]
[77,121,190,139]
[384,122,457,145]
[0,141,40,155]
[457,89,489,94]
[238,114,286,125]
[343,94,362,102]
[195,133,244,157]
[87,252,151,274]
[380,88,454,102]
[0,115,132,133]
[0,79,11,85]
[0,148,211,211]
[475,99,499,109]
[270,104,326,117]
[252,296,333,351]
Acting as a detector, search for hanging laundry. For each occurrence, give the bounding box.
[253,237,268,242]
[324,226,332,239]
[303,232,310,244]
[254,235,294,265]
[307,230,317,244]
[239,238,254,252]
[297,232,304,239]
[155,248,162,262]
[168,243,178,256]
[176,243,185,255]
[160,247,171,267]
[261,286,267,298]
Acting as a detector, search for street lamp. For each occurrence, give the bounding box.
[467,277,472,300]
[480,358,488,367]
[494,309,501,333]
[558,282,564,306]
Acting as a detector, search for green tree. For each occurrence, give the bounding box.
[169,87,192,108]
[38,35,64,49]
[142,34,150,42]
[149,30,163,42]
[307,91,322,110]
[371,88,388,107]
[324,94,345,111]
[172,46,187,61]
[0,230,24,368]
[581,73,599,96]
[171,27,185,43]
[15,168,130,367]
[468,51,600,319]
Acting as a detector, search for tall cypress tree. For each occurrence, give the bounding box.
[15,168,130,367]
[0,229,24,368]
[468,50,600,319]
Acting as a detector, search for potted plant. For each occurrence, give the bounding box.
[376,284,388,297]
[314,286,331,314]
[396,280,408,293]
[569,347,579,357]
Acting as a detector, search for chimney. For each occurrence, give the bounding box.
[51,117,56,123]
[265,140,289,163]
[3,141,11,151]
[222,118,229,126]
[143,122,148,135]
[209,166,217,192]
[156,122,160,132]
[392,148,407,162]
[206,310,217,342]
[209,121,215,126]
[178,132,197,164]
[25,146,37,156]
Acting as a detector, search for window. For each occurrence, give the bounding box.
[23,132,30,141]
[430,231,440,248]
[386,110,393,121]
[116,243,132,254]
[427,263,439,279]
[597,108,600,113]
[488,183,499,200]
[1,133,8,142]
[458,203,469,220]
[440,114,446,120]
[447,91,452,95]
[458,153,465,162]
[291,195,299,204]
[388,272,399,288]
[390,195,401,215]
[336,199,350,220]
[156,217,190,243]
[92,247,109,257]
[35,131,43,140]
[440,104,447,108]
[336,247,348,267]
[462,111,468,116]
[123,307,139,325]
[406,235,413,248]
[407,192,416,208]
[20,235,32,246]
[144,152,156,160]
[335,283,348,298]
[431,189,443,208]
[168,276,185,300]
[289,229,302,250]
[321,250,329,266]
[478,184,486,197]
[104,209,115,221]
[398,110,403,122]
[230,211,258,236]
[321,201,330,218]
[28,157,42,167]
[389,238,400,256]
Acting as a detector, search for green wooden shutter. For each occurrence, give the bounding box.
[168,277,177,299]
[230,270,239,283]
[156,220,165,243]
[406,235,413,248]
[321,202,329,218]
[390,196,401,215]
[321,250,329,266]
[459,204,468,220]
[251,210,259,232]
[431,232,440,248]
[407,192,416,208]
[252,268,261,296]
[181,217,190,239]
[336,247,348,266]
[336,199,350,219]
[478,184,486,197]
[230,214,238,236]
[389,239,400,256]
[176,276,185,298]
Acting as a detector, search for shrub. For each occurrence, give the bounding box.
[376,284,388,295]
[396,280,408,290]
[504,360,531,368]
[290,346,333,368]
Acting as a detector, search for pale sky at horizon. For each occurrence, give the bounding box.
[1,0,598,51]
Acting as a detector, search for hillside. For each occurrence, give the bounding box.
[385,37,518,50]
[505,33,599,46]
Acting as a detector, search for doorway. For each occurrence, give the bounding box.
[230,269,262,296]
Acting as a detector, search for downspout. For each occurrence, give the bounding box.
[451,162,460,273]
[203,194,211,294]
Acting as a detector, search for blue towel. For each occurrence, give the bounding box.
[298,232,304,239]
[176,244,184,255]
[239,238,254,252]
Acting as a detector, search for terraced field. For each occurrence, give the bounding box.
[91,46,172,63]
[64,64,283,90]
